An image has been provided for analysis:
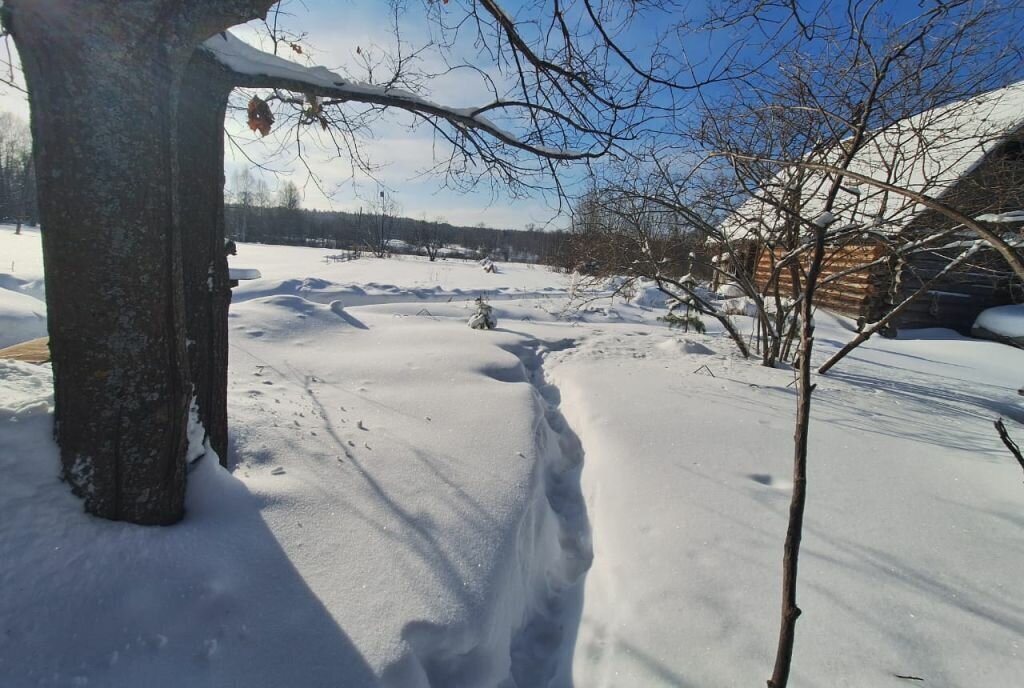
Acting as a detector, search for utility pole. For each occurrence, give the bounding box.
[379,189,385,255]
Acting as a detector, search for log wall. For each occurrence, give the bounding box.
[894,247,1021,332]
[752,242,891,320]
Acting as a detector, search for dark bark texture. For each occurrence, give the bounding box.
[767,226,826,688]
[8,0,274,524]
[178,54,235,465]
[12,2,193,524]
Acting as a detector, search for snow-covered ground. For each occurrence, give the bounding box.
[230,242,570,308]
[0,227,47,348]
[2,223,1023,687]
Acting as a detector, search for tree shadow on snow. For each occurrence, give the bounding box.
[815,367,1024,452]
[1,455,379,688]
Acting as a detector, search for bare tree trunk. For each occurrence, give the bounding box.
[768,226,827,688]
[177,54,236,465]
[12,3,195,523]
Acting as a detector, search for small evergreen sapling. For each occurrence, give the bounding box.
[468,296,498,330]
[659,298,705,333]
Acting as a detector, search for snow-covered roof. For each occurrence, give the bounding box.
[717,80,1024,241]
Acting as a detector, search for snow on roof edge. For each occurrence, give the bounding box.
[715,80,1024,242]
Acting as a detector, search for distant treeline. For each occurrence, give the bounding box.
[224,203,573,265]
[0,113,38,230]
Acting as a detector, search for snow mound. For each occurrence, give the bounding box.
[0,274,46,300]
[972,303,1024,344]
[230,294,369,339]
[656,338,716,356]
[0,288,48,348]
[0,359,54,418]
[232,277,344,302]
[717,283,745,298]
[300,277,332,290]
[255,294,326,314]
[718,296,760,317]
[633,284,669,308]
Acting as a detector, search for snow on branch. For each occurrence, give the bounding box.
[201,32,604,161]
[975,210,1024,223]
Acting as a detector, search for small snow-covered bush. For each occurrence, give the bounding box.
[660,296,706,333]
[717,283,744,298]
[603,275,629,291]
[717,296,759,317]
[468,296,497,330]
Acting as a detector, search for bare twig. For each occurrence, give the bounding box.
[994,418,1024,478]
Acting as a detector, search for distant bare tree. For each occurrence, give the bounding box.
[415,218,443,261]
[366,194,400,258]
[230,167,261,242]
[276,180,300,211]
[0,112,35,233]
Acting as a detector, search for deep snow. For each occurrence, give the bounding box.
[2,224,1023,687]
[548,322,1024,687]
[0,228,47,348]
[974,303,1024,340]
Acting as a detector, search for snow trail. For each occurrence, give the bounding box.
[373,336,593,688]
[502,339,592,687]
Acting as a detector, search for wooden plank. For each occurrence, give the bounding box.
[0,337,50,364]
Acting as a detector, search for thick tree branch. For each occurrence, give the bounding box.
[203,32,612,162]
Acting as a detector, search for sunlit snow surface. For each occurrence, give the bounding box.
[974,303,1024,341]
[2,225,1023,687]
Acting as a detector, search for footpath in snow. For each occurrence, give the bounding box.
[2,228,1023,687]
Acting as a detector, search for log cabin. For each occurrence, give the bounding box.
[715,82,1024,334]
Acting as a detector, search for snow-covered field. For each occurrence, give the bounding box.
[2,224,1023,687]
[0,228,47,348]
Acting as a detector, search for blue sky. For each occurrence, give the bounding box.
[222,0,617,230]
[213,0,725,228]
[0,1,591,228]
[2,1,1020,229]
[0,0,720,230]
